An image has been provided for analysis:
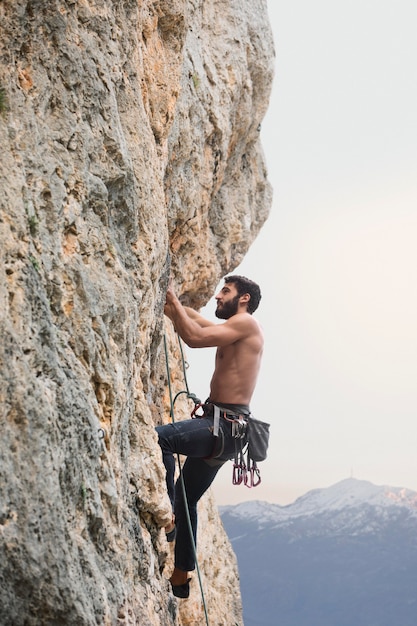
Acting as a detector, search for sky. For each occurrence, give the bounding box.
[187,0,417,505]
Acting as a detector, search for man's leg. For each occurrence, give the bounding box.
[156,417,224,588]
[173,456,222,575]
[155,416,219,510]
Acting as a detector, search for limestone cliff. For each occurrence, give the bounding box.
[0,1,274,624]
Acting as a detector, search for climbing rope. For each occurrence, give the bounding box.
[163,331,210,626]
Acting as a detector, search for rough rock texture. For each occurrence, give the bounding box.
[0,1,273,624]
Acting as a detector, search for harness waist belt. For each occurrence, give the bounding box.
[205,401,251,437]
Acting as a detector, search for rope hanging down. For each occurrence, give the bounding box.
[163,331,210,626]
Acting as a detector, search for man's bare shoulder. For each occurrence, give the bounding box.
[224,312,263,335]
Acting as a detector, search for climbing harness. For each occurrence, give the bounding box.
[192,401,248,463]
[191,399,270,488]
[163,332,210,626]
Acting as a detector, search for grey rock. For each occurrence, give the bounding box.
[0,0,274,624]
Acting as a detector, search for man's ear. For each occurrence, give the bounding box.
[239,293,250,306]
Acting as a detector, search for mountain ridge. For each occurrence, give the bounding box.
[220,477,417,523]
[220,478,417,626]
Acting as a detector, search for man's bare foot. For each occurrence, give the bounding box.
[169,567,189,586]
[169,567,191,597]
[165,520,175,534]
[165,516,176,542]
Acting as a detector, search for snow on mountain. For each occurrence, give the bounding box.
[220,478,417,532]
[291,477,417,514]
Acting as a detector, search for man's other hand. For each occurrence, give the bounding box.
[164,281,177,319]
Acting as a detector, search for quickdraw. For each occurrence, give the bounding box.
[232,431,262,488]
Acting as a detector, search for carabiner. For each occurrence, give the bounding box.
[191,402,204,418]
[233,462,246,485]
[244,464,262,488]
[251,466,262,487]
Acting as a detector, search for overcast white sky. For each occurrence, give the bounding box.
[187,0,417,505]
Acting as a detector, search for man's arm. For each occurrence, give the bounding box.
[165,285,253,348]
[183,306,215,328]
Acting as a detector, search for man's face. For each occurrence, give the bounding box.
[215,283,240,319]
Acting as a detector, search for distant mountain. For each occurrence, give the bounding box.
[220,478,417,626]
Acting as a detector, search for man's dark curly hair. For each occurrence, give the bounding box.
[224,275,262,314]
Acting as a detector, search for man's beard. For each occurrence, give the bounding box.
[215,294,240,320]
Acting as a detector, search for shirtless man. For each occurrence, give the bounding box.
[156,275,263,598]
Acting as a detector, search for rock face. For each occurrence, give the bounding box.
[0,1,273,624]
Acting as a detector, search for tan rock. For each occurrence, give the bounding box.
[0,0,273,624]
